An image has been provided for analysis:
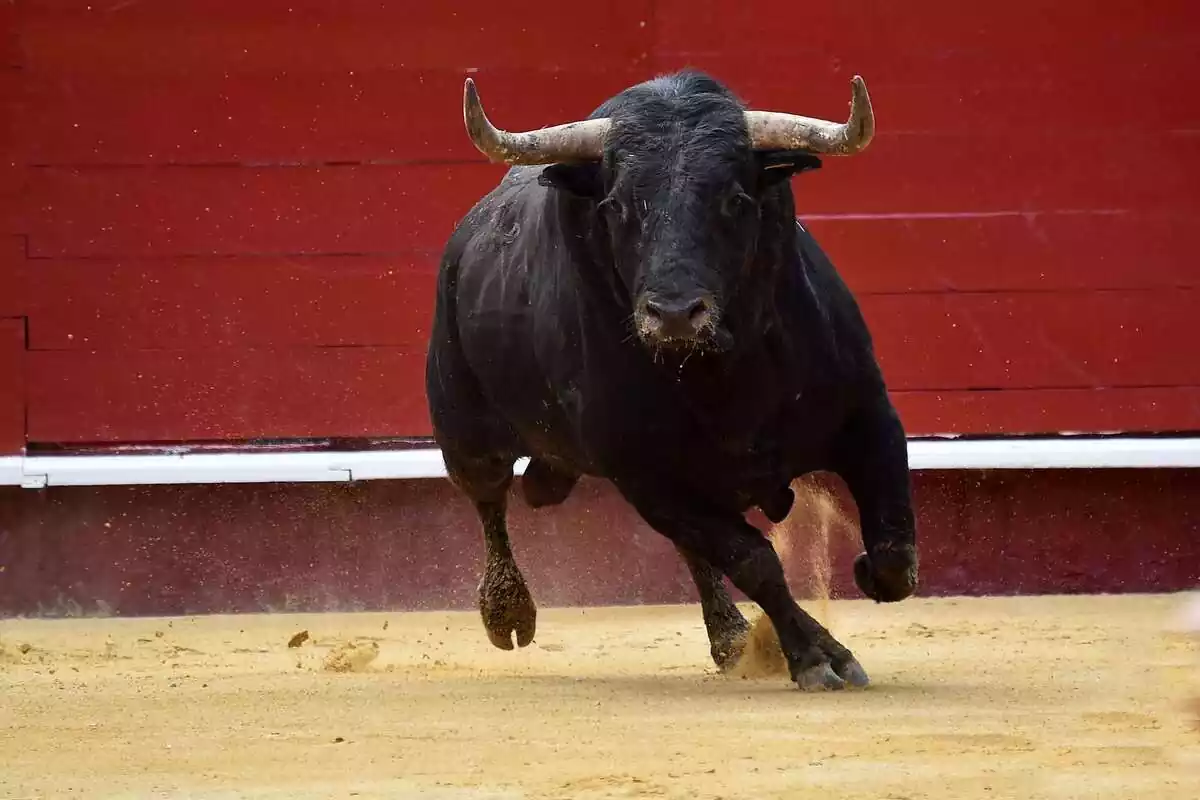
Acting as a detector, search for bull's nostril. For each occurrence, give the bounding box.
[641,294,713,339]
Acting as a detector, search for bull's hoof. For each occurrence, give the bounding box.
[711,619,751,672]
[854,549,918,604]
[833,658,870,689]
[478,557,537,650]
[794,662,846,692]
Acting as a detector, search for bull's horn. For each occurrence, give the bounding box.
[463,78,610,165]
[744,75,875,155]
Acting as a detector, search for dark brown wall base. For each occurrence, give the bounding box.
[1,469,1197,618]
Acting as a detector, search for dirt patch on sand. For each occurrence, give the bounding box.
[0,637,28,666]
[319,639,381,673]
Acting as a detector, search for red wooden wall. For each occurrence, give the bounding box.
[1,1,1199,453]
[3,469,1199,616]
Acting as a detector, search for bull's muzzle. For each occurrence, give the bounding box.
[636,292,726,350]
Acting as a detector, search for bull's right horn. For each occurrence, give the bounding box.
[463,78,611,166]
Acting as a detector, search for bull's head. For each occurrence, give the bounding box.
[462,73,874,354]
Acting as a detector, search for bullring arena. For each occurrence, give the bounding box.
[2,2,1200,798]
[0,594,1196,798]
[2,478,1198,798]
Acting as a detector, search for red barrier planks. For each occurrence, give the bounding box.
[26,354,1200,443]
[21,260,1200,367]
[0,318,24,453]
[654,43,1200,112]
[0,160,19,237]
[863,289,1200,391]
[894,387,1200,436]
[9,0,1200,443]
[0,1,16,69]
[19,54,1200,165]
[17,68,650,166]
[24,358,1200,446]
[806,212,1199,294]
[26,281,1200,405]
[23,257,438,350]
[19,2,655,75]
[24,135,1200,258]
[1,470,1198,616]
[24,163,506,257]
[26,347,431,443]
[714,54,1200,136]
[654,2,1200,141]
[0,236,23,317]
[786,133,1200,217]
[656,1,1198,61]
[0,67,19,238]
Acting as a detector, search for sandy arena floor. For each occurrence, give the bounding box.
[1,594,1198,799]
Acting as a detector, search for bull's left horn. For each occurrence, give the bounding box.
[744,75,875,155]
[463,78,610,166]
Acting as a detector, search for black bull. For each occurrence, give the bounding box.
[424,70,919,691]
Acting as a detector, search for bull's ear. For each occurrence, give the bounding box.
[539,163,602,198]
[756,152,822,189]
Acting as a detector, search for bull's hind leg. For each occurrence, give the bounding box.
[427,280,535,650]
[445,453,537,650]
[676,546,749,670]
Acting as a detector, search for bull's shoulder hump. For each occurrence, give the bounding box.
[468,169,554,230]
[441,168,542,252]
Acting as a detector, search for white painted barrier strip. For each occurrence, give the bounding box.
[906,437,1200,470]
[0,455,21,487]
[1,438,1199,488]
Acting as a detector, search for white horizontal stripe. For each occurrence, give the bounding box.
[906,437,1200,470]
[1,437,1199,488]
[0,456,22,487]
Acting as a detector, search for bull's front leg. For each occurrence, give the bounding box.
[675,545,749,670]
[622,487,868,691]
[832,393,919,603]
[475,496,537,649]
[444,452,537,650]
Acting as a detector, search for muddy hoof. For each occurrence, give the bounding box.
[835,659,870,688]
[483,612,536,650]
[794,662,846,692]
[711,623,750,672]
[478,558,537,650]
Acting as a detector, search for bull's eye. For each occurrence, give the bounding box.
[722,189,756,218]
